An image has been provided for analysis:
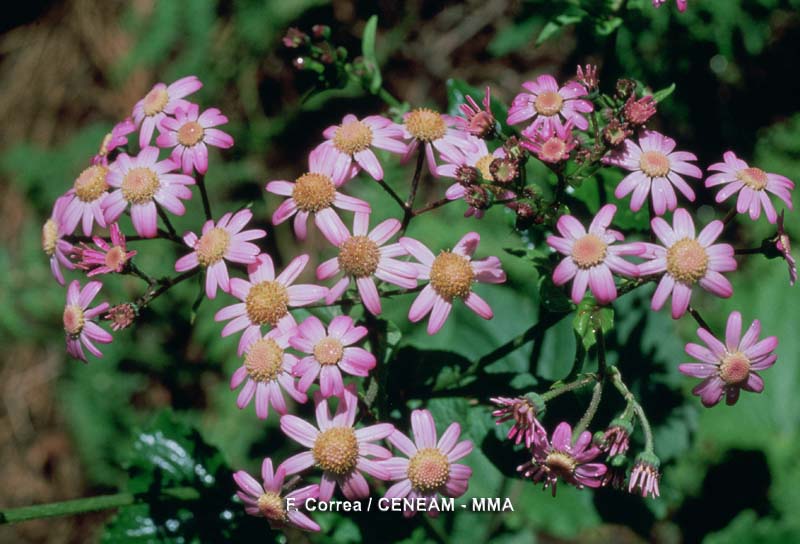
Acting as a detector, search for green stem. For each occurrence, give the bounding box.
[609,366,654,453]
[0,487,200,525]
[540,374,597,402]
[136,269,200,308]
[373,177,407,211]
[376,87,403,109]
[401,147,426,231]
[196,173,213,221]
[127,261,157,285]
[722,207,737,226]
[573,381,603,439]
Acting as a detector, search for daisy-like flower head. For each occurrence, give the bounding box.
[63,280,112,362]
[401,232,506,334]
[93,118,136,165]
[267,144,369,242]
[132,76,202,147]
[103,147,195,238]
[606,131,701,215]
[456,86,496,139]
[402,107,476,177]
[317,114,407,181]
[290,315,377,398]
[775,211,797,286]
[382,409,473,518]
[74,223,137,276]
[639,208,737,319]
[43,195,76,285]
[653,0,688,11]
[490,395,546,449]
[233,457,320,532]
[175,209,266,299]
[279,385,394,501]
[623,95,657,126]
[517,421,607,497]
[600,418,633,458]
[680,311,778,407]
[628,452,661,499]
[507,74,593,133]
[521,120,578,164]
[231,317,307,419]
[706,151,794,224]
[317,215,417,316]
[439,137,512,219]
[156,103,234,174]
[62,163,110,236]
[215,253,327,355]
[546,204,643,305]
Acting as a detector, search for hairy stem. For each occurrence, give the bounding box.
[609,366,654,453]
[540,374,597,402]
[573,381,603,439]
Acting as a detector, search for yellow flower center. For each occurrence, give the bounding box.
[195,227,231,267]
[430,251,474,301]
[571,234,608,269]
[534,91,564,117]
[639,151,671,178]
[245,281,289,326]
[63,305,85,337]
[314,336,344,366]
[312,427,359,475]
[405,108,447,142]
[177,121,204,147]
[257,492,287,522]
[666,238,709,284]
[121,167,160,205]
[737,167,768,191]
[104,246,128,271]
[292,172,336,212]
[244,337,285,382]
[333,120,373,155]
[42,219,59,256]
[545,451,576,478]
[719,351,751,385]
[475,154,495,181]
[142,87,169,117]
[407,448,450,492]
[337,235,381,278]
[74,165,109,202]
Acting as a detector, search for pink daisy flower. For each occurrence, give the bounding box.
[316,114,407,181]
[402,108,475,177]
[628,453,661,498]
[290,315,377,398]
[521,119,578,163]
[653,0,687,11]
[546,204,643,304]
[705,151,794,224]
[439,137,512,219]
[156,103,234,174]
[382,409,473,517]
[215,253,327,355]
[103,147,195,238]
[317,215,417,316]
[132,76,202,147]
[517,421,607,496]
[266,145,369,242]
[279,385,394,501]
[606,131,702,215]
[679,311,778,407]
[490,396,546,449]
[639,208,737,319]
[63,280,112,362]
[74,223,137,276]
[93,117,136,165]
[233,457,320,532]
[455,86,496,139]
[61,163,111,236]
[230,318,307,419]
[401,232,506,334]
[42,195,76,285]
[174,209,266,299]
[507,74,593,133]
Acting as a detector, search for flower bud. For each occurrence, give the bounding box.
[282,27,308,49]
[105,303,138,331]
[489,157,519,185]
[311,24,331,40]
[603,119,632,147]
[615,78,637,101]
[576,64,599,91]
[456,165,479,187]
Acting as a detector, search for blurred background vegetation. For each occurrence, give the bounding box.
[0,0,798,542]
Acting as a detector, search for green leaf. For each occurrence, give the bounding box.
[536,11,586,46]
[361,15,382,93]
[573,299,614,350]
[595,16,623,36]
[652,82,676,103]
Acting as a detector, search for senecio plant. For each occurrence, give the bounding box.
[41,13,794,537]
